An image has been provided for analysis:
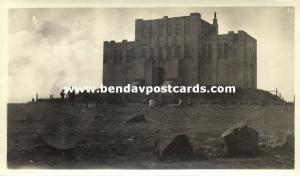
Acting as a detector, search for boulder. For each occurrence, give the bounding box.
[126,114,146,123]
[222,124,259,156]
[36,121,78,150]
[155,134,193,161]
[34,103,80,151]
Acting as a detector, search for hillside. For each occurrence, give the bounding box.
[191,88,288,105]
[7,99,294,169]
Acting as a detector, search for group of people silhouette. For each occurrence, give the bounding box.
[60,89,76,105]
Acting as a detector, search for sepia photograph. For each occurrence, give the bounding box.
[6,6,295,170]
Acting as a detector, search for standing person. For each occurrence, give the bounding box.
[149,99,155,108]
[178,97,183,107]
[67,89,72,103]
[187,96,191,106]
[60,89,65,100]
[71,90,76,105]
[36,93,38,102]
[83,90,88,108]
[67,86,73,103]
[121,93,126,106]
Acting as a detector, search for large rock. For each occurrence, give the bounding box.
[155,134,193,161]
[222,124,259,156]
[34,103,81,150]
[36,119,78,150]
[126,114,146,123]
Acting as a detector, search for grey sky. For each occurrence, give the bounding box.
[8,7,294,102]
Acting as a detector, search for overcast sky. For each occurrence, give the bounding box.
[8,7,294,102]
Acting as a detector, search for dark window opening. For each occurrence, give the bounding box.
[176,23,181,35]
[175,46,181,57]
[223,43,228,59]
[166,46,171,60]
[168,23,172,36]
[103,54,108,64]
[159,22,164,36]
[208,43,212,59]
[184,22,190,34]
[152,67,164,86]
[158,47,163,60]
[116,50,122,63]
[150,23,155,38]
[141,47,146,58]
[218,43,228,59]
[217,43,222,58]
[184,45,190,58]
[150,48,155,59]
[126,49,135,63]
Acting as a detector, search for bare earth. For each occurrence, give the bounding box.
[7,102,294,169]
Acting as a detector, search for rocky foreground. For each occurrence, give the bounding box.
[7,101,294,169]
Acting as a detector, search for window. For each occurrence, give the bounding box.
[126,49,130,62]
[217,43,222,58]
[150,23,155,38]
[142,24,149,38]
[175,46,181,57]
[159,29,164,36]
[249,47,253,60]
[184,45,190,58]
[178,60,183,78]
[207,43,212,59]
[114,54,118,63]
[116,50,122,63]
[223,43,228,59]
[201,45,206,57]
[176,23,181,35]
[168,23,172,36]
[113,50,120,63]
[141,24,145,38]
[132,49,135,59]
[141,47,146,58]
[184,21,190,34]
[166,46,171,60]
[103,54,108,64]
[243,39,247,57]
[159,22,164,36]
[218,43,228,59]
[126,49,135,63]
[233,45,237,57]
[150,48,155,59]
[158,47,163,60]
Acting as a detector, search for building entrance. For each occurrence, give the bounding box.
[152,67,164,86]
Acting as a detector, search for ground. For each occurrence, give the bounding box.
[7,101,294,169]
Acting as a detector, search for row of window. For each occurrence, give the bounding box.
[217,42,256,60]
[104,43,252,63]
[104,46,189,63]
[142,22,191,38]
[218,43,228,59]
[202,44,212,59]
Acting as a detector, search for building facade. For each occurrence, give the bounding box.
[103,12,257,88]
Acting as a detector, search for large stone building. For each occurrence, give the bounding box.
[103,12,257,88]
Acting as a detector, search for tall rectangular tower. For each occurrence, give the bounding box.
[103,12,257,89]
